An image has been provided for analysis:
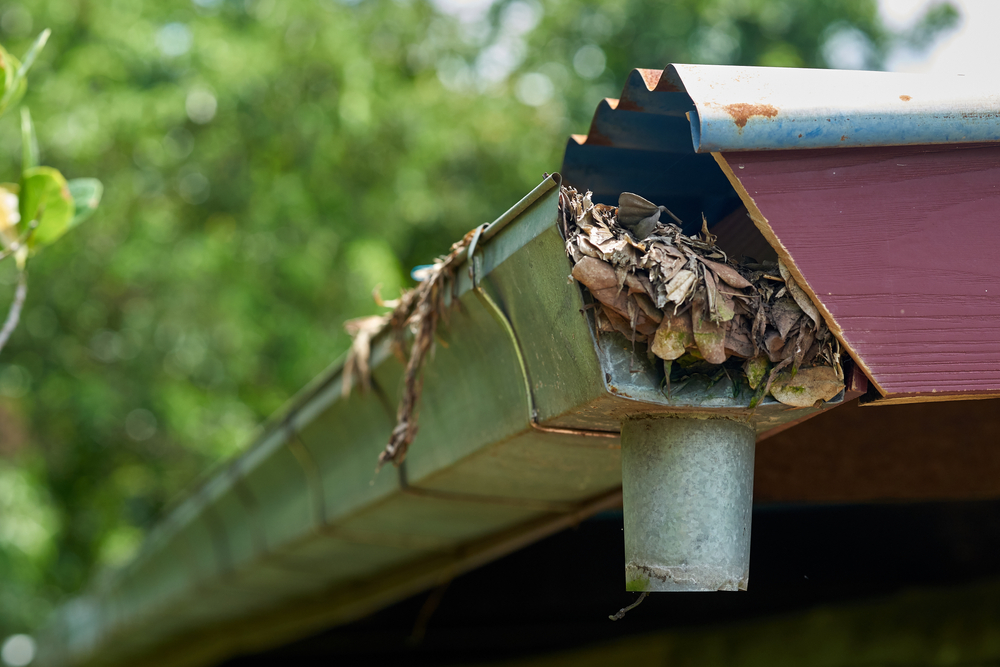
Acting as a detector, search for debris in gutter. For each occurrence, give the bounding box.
[343,227,481,467]
[343,184,845,470]
[560,186,843,408]
[609,591,648,621]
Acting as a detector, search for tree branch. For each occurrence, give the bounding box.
[0,267,28,355]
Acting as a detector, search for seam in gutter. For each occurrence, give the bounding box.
[199,501,234,575]
[472,273,620,439]
[397,462,578,513]
[284,424,327,527]
[231,470,269,554]
[529,422,619,440]
[396,240,622,508]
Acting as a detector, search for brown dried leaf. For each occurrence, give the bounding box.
[764,329,786,363]
[603,307,647,342]
[770,297,802,339]
[718,288,737,322]
[595,308,615,333]
[778,260,821,329]
[744,354,770,389]
[704,268,736,323]
[632,292,663,325]
[651,309,694,360]
[575,236,602,259]
[665,269,696,305]
[692,293,727,364]
[769,366,844,407]
[698,257,752,289]
[342,314,387,396]
[617,192,659,225]
[559,184,841,398]
[571,257,629,316]
[624,271,655,299]
[588,225,615,246]
[724,326,754,359]
[572,258,660,334]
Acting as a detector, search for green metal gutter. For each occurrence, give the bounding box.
[37,176,849,667]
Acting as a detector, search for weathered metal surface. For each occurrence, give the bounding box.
[569,65,1000,159]
[621,417,754,592]
[715,143,1000,402]
[561,69,737,228]
[668,64,1000,153]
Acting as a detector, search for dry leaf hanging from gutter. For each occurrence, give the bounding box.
[343,227,481,467]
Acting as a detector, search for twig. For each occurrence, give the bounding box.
[609,591,647,620]
[0,267,27,355]
[407,580,451,645]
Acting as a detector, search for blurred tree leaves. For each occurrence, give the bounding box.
[0,0,955,636]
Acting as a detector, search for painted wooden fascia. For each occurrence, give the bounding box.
[714,144,1000,404]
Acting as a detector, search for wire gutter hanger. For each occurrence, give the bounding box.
[655,64,1000,153]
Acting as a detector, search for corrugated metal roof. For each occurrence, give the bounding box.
[561,64,1000,230]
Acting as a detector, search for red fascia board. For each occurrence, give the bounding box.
[714,142,1000,404]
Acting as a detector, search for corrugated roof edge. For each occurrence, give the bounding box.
[576,64,1000,153]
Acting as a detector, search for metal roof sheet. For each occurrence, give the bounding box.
[676,64,1000,152]
[561,64,1000,228]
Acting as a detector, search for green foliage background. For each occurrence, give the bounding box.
[0,0,955,636]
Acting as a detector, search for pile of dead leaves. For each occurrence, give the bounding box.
[560,186,844,408]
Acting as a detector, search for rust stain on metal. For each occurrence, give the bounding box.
[615,99,644,112]
[841,135,847,141]
[607,384,633,398]
[900,95,912,102]
[636,68,663,90]
[724,103,779,130]
[585,128,614,147]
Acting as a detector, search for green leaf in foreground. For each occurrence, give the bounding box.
[0,45,26,117]
[0,30,50,118]
[66,178,103,229]
[16,29,50,80]
[19,166,74,248]
[21,107,38,171]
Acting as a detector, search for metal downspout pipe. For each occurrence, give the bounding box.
[621,416,755,592]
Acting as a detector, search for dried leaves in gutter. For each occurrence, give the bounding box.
[342,228,480,468]
[561,186,844,408]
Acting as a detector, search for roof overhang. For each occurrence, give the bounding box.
[40,64,1000,667]
[563,64,1000,403]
